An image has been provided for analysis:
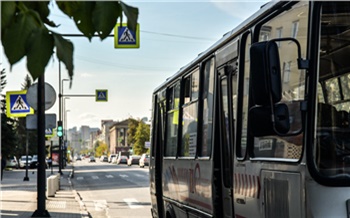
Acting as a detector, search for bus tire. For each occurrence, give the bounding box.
[166,205,176,218]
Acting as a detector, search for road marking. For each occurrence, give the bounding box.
[106,175,114,178]
[119,174,128,178]
[123,198,143,209]
[94,200,107,211]
[92,176,99,180]
[77,177,84,180]
[135,174,144,177]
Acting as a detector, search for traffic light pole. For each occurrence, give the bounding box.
[58,62,63,175]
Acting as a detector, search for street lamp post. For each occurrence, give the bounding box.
[60,79,69,170]
[63,97,70,140]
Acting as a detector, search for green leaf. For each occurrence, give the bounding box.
[2,10,39,66]
[24,1,57,27]
[56,1,81,18]
[53,32,74,80]
[71,2,96,40]
[92,2,122,40]
[1,2,16,32]
[25,28,54,80]
[120,2,139,32]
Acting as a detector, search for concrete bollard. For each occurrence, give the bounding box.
[47,174,60,197]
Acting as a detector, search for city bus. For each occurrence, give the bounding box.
[149,1,350,217]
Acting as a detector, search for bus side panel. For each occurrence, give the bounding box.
[234,162,305,218]
[306,182,350,217]
[163,159,213,216]
[233,164,261,218]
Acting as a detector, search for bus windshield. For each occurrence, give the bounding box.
[316,2,350,176]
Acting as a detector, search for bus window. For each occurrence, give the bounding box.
[165,82,180,157]
[200,58,215,157]
[251,1,308,160]
[220,76,231,187]
[181,69,199,157]
[237,33,251,159]
[316,2,350,174]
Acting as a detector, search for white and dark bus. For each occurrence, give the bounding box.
[150,1,350,217]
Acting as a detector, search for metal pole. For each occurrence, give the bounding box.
[32,74,50,217]
[23,132,29,181]
[50,141,53,175]
[58,62,63,175]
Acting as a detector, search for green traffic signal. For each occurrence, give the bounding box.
[57,121,63,137]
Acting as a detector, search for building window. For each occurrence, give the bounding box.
[276,27,283,47]
[291,20,299,38]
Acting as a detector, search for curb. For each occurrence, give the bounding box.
[68,168,91,218]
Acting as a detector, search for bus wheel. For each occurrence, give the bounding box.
[166,205,175,218]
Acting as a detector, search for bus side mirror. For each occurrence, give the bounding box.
[250,41,282,106]
[249,103,290,137]
[249,38,307,137]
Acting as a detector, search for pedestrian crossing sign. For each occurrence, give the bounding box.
[114,23,140,48]
[6,90,34,117]
[96,89,108,102]
[45,128,54,137]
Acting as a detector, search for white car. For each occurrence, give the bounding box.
[108,154,116,163]
[139,154,149,168]
[19,155,32,169]
[6,156,18,169]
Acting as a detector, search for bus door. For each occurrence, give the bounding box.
[218,61,237,218]
[150,92,165,218]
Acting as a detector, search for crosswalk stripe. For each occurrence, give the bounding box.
[119,174,128,178]
[92,176,99,179]
[123,198,143,209]
[106,175,114,178]
[77,177,84,180]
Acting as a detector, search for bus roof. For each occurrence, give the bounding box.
[153,0,288,93]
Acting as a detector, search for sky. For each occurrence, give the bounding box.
[1,1,268,130]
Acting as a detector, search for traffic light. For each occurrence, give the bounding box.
[57,121,63,137]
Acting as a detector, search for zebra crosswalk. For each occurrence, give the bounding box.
[75,174,136,180]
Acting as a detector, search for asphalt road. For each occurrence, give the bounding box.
[71,158,152,218]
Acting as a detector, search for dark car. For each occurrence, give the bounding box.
[89,156,96,162]
[29,155,38,169]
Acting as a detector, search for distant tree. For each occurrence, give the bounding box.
[95,142,108,157]
[127,118,140,146]
[1,68,18,158]
[1,1,138,83]
[133,122,150,155]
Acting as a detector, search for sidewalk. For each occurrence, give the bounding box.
[1,164,88,218]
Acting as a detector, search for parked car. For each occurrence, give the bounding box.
[19,155,32,169]
[100,155,108,162]
[29,155,38,168]
[76,156,82,161]
[116,155,128,165]
[108,154,116,163]
[127,155,141,166]
[6,156,18,169]
[89,156,96,162]
[111,155,118,163]
[139,154,149,168]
